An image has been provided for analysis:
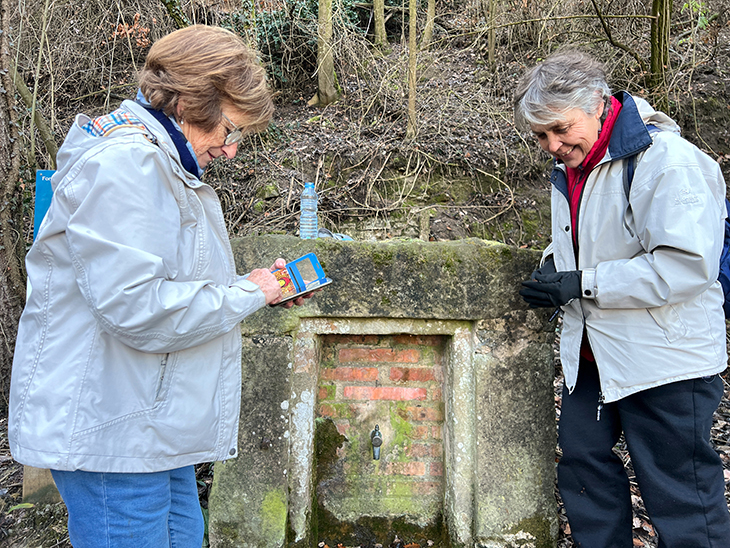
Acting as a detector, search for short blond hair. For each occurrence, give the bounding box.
[139,25,274,133]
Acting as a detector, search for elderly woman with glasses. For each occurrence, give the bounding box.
[9,25,307,548]
[515,50,730,547]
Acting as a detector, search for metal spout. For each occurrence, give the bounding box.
[370,424,383,460]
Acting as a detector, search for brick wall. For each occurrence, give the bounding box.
[316,334,446,514]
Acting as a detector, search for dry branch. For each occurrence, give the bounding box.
[11,62,58,168]
[590,0,648,74]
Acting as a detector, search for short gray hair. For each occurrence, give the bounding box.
[513,50,612,131]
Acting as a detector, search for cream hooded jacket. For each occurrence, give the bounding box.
[546,92,728,404]
[9,100,267,472]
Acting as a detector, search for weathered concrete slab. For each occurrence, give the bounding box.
[209,235,557,548]
[230,236,537,327]
[208,335,293,548]
[473,314,558,547]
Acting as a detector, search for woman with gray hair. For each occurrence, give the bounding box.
[516,49,730,547]
[9,25,309,547]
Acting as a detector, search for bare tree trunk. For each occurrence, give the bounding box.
[0,0,24,412]
[160,0,191,29]
[421,0,435,48]
[406,0,417,139]
[315,0,338,106]
[11,62,58,169]
[650,0,672,109]
[487,0,496,71]
[373,0,387,49]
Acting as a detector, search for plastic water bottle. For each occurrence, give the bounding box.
[299,182,318,239]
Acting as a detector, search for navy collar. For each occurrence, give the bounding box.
[140,105,200,179]
[606,91,654,161]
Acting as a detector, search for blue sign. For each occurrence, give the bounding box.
[34,170,55,241]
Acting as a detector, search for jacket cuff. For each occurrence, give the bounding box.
[581,269,597,299]
[232,277,263,293]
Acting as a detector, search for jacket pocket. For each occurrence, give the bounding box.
[647,304,687,343]
[153,352,176,407]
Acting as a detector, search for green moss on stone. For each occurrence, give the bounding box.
[372,248,395,267]
[260,489,287,542]
[217,523,239,541]
[256,183,280,200]
[315,417,347,471]
[390,403,414,448]
[318,384,336,400]
[507,514,555,548]
[319,402,353,419]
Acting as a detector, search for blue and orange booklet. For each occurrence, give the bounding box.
[272,253,332,305]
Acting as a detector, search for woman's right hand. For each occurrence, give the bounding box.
[247,268,283,305]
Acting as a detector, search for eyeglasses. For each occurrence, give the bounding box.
[221,112,244,146]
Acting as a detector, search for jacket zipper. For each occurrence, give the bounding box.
[570,167,587,259]
[155,353,169,401]
[572,167,604,421]
[596,392,605,421]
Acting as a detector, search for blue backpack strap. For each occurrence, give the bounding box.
[624,124,730,318]
[718,199,730,317]
[623,155,635,200]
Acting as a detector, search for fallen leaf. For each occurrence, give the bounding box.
[8,502,34,512]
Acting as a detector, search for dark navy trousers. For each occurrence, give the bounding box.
[558,358,730,548]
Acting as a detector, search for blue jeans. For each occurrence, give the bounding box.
[51,465,204,548]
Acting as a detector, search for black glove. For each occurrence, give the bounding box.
[530,256,556,280]
[520,270,582,308]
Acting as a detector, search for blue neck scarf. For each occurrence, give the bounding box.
[135,90,202,179]
[141,106,201,179]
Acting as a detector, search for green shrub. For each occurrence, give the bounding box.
[223,0,366,90]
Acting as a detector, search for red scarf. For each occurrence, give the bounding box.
[564,96,622,362]
[565,96,622,246]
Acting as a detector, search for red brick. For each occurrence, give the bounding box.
[319,404,338,418]
[431,425,443,439]
[413,481,442,495]
[336,422,351,436]
[389,367,437,382]
[318,386,335,401]
[344,386,428,401]
[339,348,420,363]
[400,405,443,422]
[385,462,426,476]
[406,443,441,459]
[320,367,378,382]
[429,462,444,476]
[410,426,430,439]
[432,387,443,401]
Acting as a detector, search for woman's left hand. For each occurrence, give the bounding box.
[520,270,582,308]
